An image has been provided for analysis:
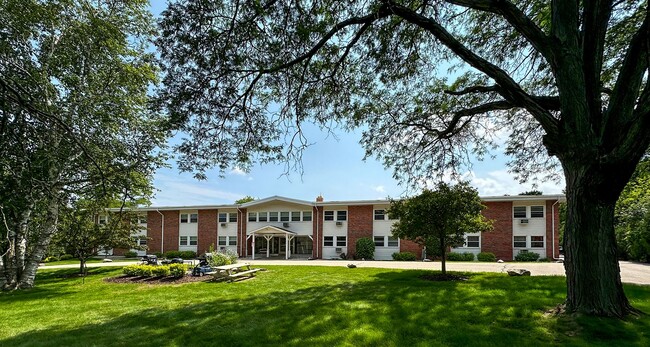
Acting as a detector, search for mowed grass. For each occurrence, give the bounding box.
[39,258,140,266]
[0,266,648,347]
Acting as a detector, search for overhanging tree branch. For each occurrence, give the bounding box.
[384,1,560,138]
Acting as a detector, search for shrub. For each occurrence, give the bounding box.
[122,264,139,276]
[163,251,181,259]
[179,251,197,259]
[169,264,188,278]
[59,254,74,261]
[153,252,164,257]
[152,266,171,277]
[392,252,417,261]
[355,237,375,260]
[462,252,475,261]
[515,251,540,262]
[135,265,155,277]
[477,252,497,262]
[209,250,238,267]
[339,252,347,260]
[123,251,138,258]
[446,252,464,261]
[43,256,59,263]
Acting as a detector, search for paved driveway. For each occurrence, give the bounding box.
[42,259,650,285]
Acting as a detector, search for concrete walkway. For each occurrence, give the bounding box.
[41,259,650,285]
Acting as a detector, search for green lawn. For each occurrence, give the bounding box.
[39,258,140,266]
[1,266,648,347]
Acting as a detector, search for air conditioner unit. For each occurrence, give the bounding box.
[335,248,342,253]
[220,223,227,227]
[519,249,529,253]
[283,222,290,228]
[336,221,343,226]
[520,219,529,224]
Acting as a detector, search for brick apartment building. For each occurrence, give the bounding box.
[110,194,564,261]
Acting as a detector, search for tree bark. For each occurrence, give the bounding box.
[440,235,446,275]
[18,198,59,289]
[563,161,639,317]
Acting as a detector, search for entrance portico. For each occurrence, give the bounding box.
[248,226,299,260]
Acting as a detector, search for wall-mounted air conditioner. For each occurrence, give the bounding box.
[336,221,343,226]
[220,223,227,227]
[335,248,342,253]
[520,219,529,224]
[283,222,290,228]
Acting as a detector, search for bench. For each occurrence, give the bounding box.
[210,263,261,282]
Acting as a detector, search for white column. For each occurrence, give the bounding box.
[252,236,255,260]
[285,235,289,260]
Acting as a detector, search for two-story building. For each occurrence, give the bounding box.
[111,194,563,261]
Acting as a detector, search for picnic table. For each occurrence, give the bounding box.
[207,263,261,281]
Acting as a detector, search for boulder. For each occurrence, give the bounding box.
[103,258,113,263]
[497,259,504,263]
[507,269,531,276]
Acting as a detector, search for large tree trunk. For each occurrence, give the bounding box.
[563,161,638,317]
[18,197,59,289]
[440,235,446,275]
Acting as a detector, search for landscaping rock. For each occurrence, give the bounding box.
[103,258,113,262]
[497,259,504,263]
[347,264,357,268]
[507,269,531,276]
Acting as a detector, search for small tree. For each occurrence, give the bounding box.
[388,182,492,275]
[235,196,256,204]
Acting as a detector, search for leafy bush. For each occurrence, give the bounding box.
[169,264,188,278]
[164,250,197,259]
[209,250,238,267]
[446,252,463,261]
[135,265,155,277]
[462,252,475,261]
[122,265,139,276]
[392,252,417,261]
[477,252,497,262]
[152,266,171,277]
[153,252,164,257]
[515,251,540,262]
[123,251,138,258]
[43,256,59,263]
[355,237,375,260]
[59,254,74,260]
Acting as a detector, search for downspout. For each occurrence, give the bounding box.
[156,209,164,254]
[316,206,320,259]
[551,199,560,260]
[237,207,244,257]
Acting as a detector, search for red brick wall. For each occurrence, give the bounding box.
[162,210,180,253]
[147,211,162,253]
[347,205,373,259]
[481,201,513,261]
[238,208,247,257]
[112,248,126,256]
[198,209,218,255]
[312,206,323,259]
[400,239,423,259]
[546,200,561,259]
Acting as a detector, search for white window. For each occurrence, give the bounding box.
[303,211,312,222]
[180,236,188,246]
[248,212,257,222]
[513,206,527,218]
[98,215,108,225]
[374,236,385,247]
[137,215,147,224]
[291,211,301,222]
[374,209,386,221]
[336,211,347,221]
[530,206,544,218]
[466,236,480,248]
[218,236,227,246]
[531,236,544,248]
[229,213,237,223]
[336,236,347,247]
[139,239,147,246]
[258,212,268,222]
[218,213,228,223]
[387,237,399,247]
[513,236,527,248]
[269,212,278,222]
[324,236,334,247]
[324,211,334,221]
[280,212,290,222]
[229,237,237,246]
[189,236,198,246]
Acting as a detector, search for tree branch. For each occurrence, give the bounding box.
[445,85,500,95]
[384,1,560,137]
[446,0,555,63]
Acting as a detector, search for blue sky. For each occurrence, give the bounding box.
[148,1,565,206]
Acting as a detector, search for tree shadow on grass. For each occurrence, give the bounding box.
[1,268,648,347]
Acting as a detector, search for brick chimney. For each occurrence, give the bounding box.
[316,195,324,202]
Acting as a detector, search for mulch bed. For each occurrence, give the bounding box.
[104,275,212,285]
[419,273,470,282]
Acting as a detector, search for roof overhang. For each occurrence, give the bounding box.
[248,225,297,236]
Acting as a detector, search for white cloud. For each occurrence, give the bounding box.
[153,173,244,205]
[230,167,247,176]
[373,185,386,193]
[468,170,565,196]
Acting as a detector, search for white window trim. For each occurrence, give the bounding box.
[374,235,399,248]
[461,235,481,248]
[513,235,527,248]
[324,210,347,222]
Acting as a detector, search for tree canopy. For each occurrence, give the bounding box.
[0,0,167,289]
[616,158,650,262]
[388,182,492,275]
[156,0,649,317]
